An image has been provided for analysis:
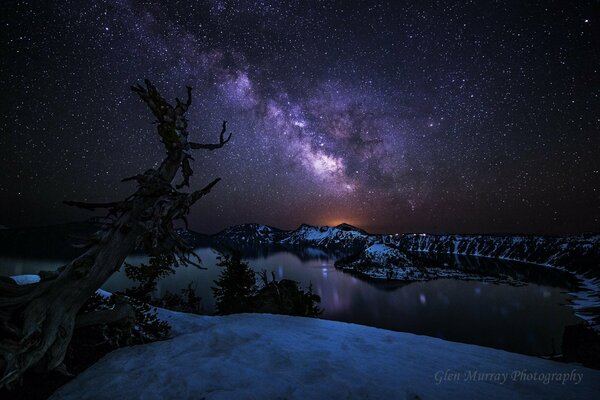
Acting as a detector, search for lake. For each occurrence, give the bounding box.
[0,247,583,356]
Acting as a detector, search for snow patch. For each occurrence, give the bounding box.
[10,274,41,285]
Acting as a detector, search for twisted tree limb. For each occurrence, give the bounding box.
[62,201,124,211]
[189,121,232,150]
[0,80,232,388]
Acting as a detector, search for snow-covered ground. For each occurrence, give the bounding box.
[9,275,600,399]
[49,311,600,400]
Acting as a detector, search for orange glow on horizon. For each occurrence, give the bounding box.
[323,218,363,228]
[317,217,395,234]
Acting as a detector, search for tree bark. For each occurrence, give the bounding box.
[0,80,231,387]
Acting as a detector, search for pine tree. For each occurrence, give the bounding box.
[212,251,257,314]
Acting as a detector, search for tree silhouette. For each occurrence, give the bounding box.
[212,251,257,315]
[0,80,231,387]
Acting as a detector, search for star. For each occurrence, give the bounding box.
[0,0,597,234]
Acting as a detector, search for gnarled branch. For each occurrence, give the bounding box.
[63,201,123,211]
[189,120,232,151]
[189,178,221,205]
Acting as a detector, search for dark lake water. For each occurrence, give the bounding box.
[0,248,583,356]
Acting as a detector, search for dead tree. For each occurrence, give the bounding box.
[0,80,231,387]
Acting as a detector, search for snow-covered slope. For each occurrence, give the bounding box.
[50,312,600,400]
[362,243,410,265]
[335,243,414,279]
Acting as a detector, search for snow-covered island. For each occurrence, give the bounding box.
[334,243,502,281]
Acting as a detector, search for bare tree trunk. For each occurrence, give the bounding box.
[0,80,231,387]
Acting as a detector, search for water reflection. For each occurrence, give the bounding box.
[0,248,583,356]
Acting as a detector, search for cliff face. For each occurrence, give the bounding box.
[382,233,600,277]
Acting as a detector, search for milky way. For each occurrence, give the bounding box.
[1,0,599,234]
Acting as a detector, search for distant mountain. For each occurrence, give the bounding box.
[208,223,600,277]
[1,220,599,326]
[209,223,375,255]
[2,220,599,280]
[280,223,371,250]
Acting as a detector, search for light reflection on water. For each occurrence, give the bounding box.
[0,248,582,356]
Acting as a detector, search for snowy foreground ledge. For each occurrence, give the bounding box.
[50,311,600,400]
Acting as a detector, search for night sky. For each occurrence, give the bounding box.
[1,0,598,234]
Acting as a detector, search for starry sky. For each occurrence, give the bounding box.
[1,0,599,234]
